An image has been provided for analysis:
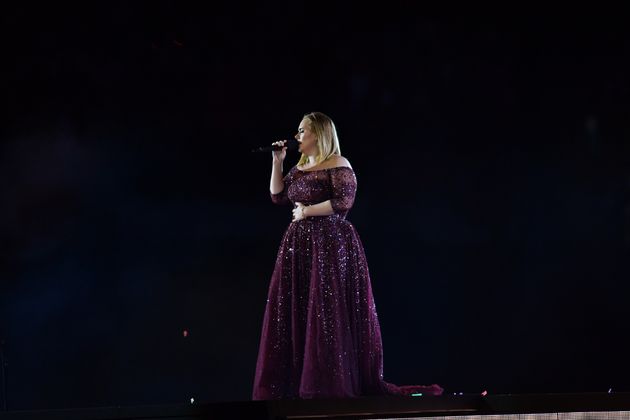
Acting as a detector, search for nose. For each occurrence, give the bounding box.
[294,133,299,140]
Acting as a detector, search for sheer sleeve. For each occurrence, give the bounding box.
[270,166,295,206]
[329,167,357,214]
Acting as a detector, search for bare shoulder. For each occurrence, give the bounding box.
[329,155,352,169]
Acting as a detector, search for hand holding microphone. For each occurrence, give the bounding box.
[271,140,287,163]
[251,138,299,163]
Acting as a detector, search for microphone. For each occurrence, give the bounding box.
[251,138,299,153]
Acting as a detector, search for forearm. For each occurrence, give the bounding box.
[304,200,334,217]
[270,162,284,194]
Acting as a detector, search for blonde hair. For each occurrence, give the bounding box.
[297,112,341,167]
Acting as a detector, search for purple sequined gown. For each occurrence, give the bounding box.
[253,165,443,400]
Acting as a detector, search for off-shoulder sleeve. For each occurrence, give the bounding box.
[329,167,357,214]
[270,167,294,206]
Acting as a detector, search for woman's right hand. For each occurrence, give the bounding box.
[272,140,287,164]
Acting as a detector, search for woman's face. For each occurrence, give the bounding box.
[295,119,317,156]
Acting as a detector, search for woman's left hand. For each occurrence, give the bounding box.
[292,202,308,222]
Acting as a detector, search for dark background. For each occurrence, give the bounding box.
[1,2,629,410]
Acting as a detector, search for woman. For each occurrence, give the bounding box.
[252,112,443,399]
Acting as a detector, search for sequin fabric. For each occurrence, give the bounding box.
[252,165,443,400]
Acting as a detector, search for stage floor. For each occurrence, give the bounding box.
[1,392,630,420]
